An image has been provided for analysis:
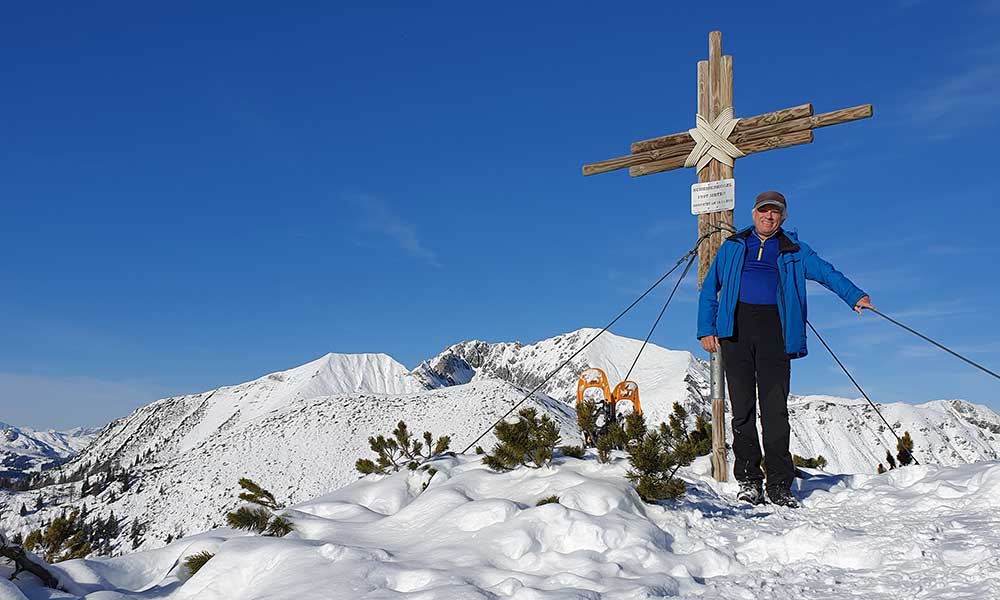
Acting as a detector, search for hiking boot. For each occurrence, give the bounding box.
[766,486,800,508]
[737,479,765,505]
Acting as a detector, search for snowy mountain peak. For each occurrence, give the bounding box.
[260,351,420,396]
[0,422,100,479]
[412,327,708,425]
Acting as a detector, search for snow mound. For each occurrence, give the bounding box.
[24,455,1000,599]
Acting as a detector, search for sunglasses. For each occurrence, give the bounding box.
[755,205,783,214]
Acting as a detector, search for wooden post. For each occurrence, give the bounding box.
[697,31,732,482]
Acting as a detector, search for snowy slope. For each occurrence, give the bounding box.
[10,453,1000,600]
[0,378,578,554]
[0,422,100,479]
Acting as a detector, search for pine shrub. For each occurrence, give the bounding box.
[689,414,713,456]
[559,445,585,459]
[536,495,560,506]
[575,399,601,446]
[623,411,647,447]
[21,510,91,562]
[792,454,828,469]
[897,431,915,466]
[596,433,614,464]
[183,551,214,576]
[225,479,293,538]
[23,530,41,552]
[265,516,294,537]
[624,403,701,502]
[482,408,561,471]
[885,449,897,470]
[419,465,438,491]
[237,478,280,510]
[356,421,451,475]
[226,507,272,534]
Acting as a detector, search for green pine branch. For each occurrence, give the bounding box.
[183,551,214,576]
[236,478,282,510]
[356,421,452,476]
[226,506,271,534]
[483,408,561,471]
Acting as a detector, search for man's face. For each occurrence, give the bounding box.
[752,204,784,237]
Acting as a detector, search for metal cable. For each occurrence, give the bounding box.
[806,320,920,465]
[460,232,713,454]
[624,252,698,382]
[867,307,999,381]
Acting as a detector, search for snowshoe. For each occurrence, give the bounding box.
[737,479,765,505]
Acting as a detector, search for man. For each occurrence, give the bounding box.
[697,191,872,508]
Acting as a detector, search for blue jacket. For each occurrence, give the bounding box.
[697,227,866,358]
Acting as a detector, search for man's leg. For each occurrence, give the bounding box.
[755,307,795,490]
[720,309,764,483]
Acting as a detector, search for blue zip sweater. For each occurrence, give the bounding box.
[740,231,780,304]
[697,227,866,358]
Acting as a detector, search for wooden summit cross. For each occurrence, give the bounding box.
[581,31,871,482]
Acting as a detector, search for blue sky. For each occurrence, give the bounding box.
[2,2,998,429]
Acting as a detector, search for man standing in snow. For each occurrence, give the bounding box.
[696,191,872,508]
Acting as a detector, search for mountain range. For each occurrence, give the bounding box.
[0,423,99,481]
[1,328,997,555]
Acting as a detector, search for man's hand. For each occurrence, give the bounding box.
[699,335,720,353]
[853,295,874,315]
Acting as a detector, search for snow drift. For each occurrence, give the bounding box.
[9,452,1000,599]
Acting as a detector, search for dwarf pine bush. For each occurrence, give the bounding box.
[897,431,915,466]
[20,510,91,563]
[225,479,293,537]
[483,408,560,471]
[792,454,828,469]
[625,402,703,502]
[183,551,215,576]
[559,445,586,459]
[356,421,451,475]
[575,399,601,447]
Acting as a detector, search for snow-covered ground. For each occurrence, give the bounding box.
[5,451,999,599]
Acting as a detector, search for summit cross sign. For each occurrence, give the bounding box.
[581,31,872,482]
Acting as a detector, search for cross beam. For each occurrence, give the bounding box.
[582,103,872,177]
[580,31,872,482]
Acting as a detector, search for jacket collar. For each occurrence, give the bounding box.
[728,226,800,253]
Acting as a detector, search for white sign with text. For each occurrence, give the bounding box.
[691,178,735,215]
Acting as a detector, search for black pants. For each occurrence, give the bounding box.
[720,302,795,489]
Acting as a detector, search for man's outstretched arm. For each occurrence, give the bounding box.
[801,242,873,315]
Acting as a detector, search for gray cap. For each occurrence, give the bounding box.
[753,190,787,212]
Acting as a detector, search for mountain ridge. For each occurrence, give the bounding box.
[0,328,997,557]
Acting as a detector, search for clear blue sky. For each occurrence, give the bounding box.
[2,2,998,429]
